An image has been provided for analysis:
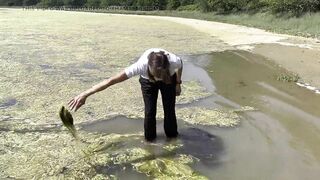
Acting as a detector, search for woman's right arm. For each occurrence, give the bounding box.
[68,71,128,111]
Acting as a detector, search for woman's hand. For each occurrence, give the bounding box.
[68,93,87,112]
[176,84,181,96]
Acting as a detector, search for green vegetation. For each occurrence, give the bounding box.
[0,10,233,178]
[2,0,320,16]
[177,107,241,127]
[59,106,77,138]
[1,0,320,38]
[133,155,208,179]
[98,10,320,38]
[277,73,300,82]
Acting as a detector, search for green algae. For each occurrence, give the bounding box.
[276,73,300,82]
[0,129,212,179]
[177,107,241,127]
[163,143,184,152]
[232,106,257,113]
[0,9,226,126]
[177,81,212,104]
[0,9,230,179]
[59,106,77,138]
[112,148,151,164]
[0,131,141,179]
[133,155,207,180]
[92,174,117,180]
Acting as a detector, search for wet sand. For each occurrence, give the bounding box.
[253,43,320,88]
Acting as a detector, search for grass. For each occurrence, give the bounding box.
[276,73,300,82]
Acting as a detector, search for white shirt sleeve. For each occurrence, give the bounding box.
[167,53,182,75]
[124,62,143,78]
[170,55,182,69]
[124,50,149,78]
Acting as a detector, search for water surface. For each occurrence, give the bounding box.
[84,51,320,179]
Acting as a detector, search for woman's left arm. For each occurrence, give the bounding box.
[176,59,183,96]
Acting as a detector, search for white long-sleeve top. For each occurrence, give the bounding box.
[124,48,182,79]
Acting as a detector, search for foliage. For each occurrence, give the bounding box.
[196,0,268,13]
[167,0,180,10]
[267,0,320,16]
[63,0,85,7]
[38,0,64,7]
[100,0,134,6]
[85,0,100,7]
[0,0,23,6]
[136,0,166,9]
[177,4,199,11]
[277,73,300,82]
[180,0,195,6]
[23,0,40,6]
[3,0,320,16]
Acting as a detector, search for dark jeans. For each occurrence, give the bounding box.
[139,74,178,141]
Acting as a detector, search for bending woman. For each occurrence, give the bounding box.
[68,48,183,141]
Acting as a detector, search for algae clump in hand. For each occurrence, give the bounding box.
[59,106,77,138]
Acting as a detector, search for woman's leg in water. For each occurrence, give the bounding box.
[159,74,178,138]
[139,77,159,141]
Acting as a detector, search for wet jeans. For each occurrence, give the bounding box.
[139,75,178,141]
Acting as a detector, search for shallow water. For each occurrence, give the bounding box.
[203,51,320,179]
[0,98,17,109]
[81,51,320,179]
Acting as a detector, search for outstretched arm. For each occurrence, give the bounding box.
[68,71,128,111]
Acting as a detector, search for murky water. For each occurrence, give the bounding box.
[203,51,320,179]
[81,51,320,179]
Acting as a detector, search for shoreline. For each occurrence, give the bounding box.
[111,13,320,90]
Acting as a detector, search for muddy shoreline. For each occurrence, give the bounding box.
[114,13,320,90]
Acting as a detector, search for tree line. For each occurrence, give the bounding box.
[1,0,320,16]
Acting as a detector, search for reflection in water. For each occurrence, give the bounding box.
[178,127,223,166]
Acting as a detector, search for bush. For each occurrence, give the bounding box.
[180,0,194,6]
[23,0,40,5]
[177,4,199,11]
[197,0,248,13]
[268,0,320,16]
[196,0,211,12]
[206,0,267,13]
[167,0,180,10]
[2,0,23,6]
[245,0,268,12]
[63,0,86,7]
[85,0,100,7]
[38,0,64,7]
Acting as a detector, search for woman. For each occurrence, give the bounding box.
[68,48,183,141]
